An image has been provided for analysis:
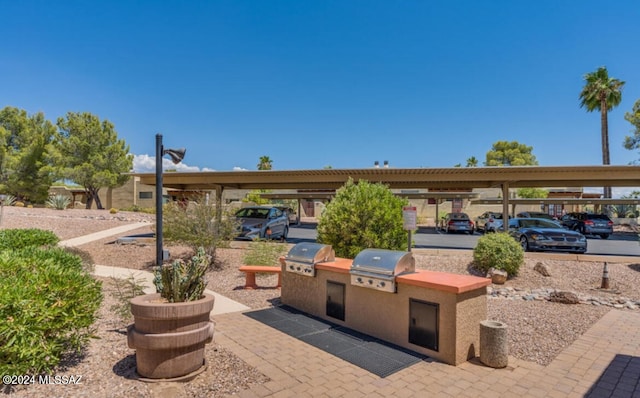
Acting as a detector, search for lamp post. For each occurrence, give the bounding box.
[155,133,186,267]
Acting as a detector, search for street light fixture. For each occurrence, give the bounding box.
[155,133,186,267]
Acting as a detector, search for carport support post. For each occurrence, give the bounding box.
[502,183,510,231]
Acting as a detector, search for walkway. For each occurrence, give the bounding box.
[215,309,640,397]
[59,223,250,315]
[62,224,640,397]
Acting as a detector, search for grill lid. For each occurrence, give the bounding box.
[350,249,415,276]
[286,242,335,264]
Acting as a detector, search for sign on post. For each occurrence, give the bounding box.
[403,206,417,252]
[403,206,417,230]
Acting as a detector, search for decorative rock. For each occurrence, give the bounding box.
[490,269,508,285]
[487,286,639,310]
[534,262,551,277]
[548,291,580,304]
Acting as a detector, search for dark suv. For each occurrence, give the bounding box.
[559,212,613,239]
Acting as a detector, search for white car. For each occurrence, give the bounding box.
[475,212,510,233]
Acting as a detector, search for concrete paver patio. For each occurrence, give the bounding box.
[214,308,640,397]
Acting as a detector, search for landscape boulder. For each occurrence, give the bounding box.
[534,262,551,277]
[548,291,580,304]
[488,268,508,285]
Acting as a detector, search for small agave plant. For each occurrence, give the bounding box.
[46,194,71,210]
[153,247,209,302]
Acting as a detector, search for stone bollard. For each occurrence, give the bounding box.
[480,320,508,368]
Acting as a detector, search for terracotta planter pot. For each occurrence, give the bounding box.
[128,293,215,380]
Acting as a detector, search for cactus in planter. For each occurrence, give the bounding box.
[153,247,209,302]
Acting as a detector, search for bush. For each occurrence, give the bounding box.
[162,195,239,267]
[317,178,409,258]
[109,275,148,324]
[0,246,102,375]
[243,241,288,266]
[473,232,524,277]
[46,195,71,210]
[109,208,118,214]
[0,229,59,251]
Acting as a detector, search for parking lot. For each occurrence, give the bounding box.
[284,222,640,257]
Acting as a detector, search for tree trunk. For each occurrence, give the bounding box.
[90,187,104,209]
[601,99,612,200]
[85,190,94,209]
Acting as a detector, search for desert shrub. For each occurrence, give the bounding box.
[243,241,288,266]
[14,201,24,207]
[0,246,102,375]
[109,208,118,214]
[473,232,524,276]
[162,195,239,267]
[109,275,147,324]
[317,178,409,258]
[0,229,59,251]
[46,195,71,210]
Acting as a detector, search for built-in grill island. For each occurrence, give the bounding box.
[350,249,415,293]
[280,246,491,366]
[284,242,335,277]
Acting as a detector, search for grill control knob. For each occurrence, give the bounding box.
[380,282,386,287]
[368,279,373,285]
[296,266,301,271]
[356,277,363,283]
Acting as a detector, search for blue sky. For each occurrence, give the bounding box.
[2,1,640,177]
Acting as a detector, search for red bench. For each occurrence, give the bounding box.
[239,265,282,289]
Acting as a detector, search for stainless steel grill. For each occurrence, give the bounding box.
[284,242,335,277]
[350,249,415,293]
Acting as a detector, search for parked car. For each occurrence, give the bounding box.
[275,206,298,224]
[442,212,475,234]
[559,212,614,239]
[475,211,510,233]
[516,211,556,220]
[508,218,587,253]
[235,206,289,240]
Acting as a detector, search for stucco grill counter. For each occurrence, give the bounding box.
[280,248,491,366]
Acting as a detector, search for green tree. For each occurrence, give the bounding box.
[516,188,548,198]
[466,156,479,167]
[257,155,273,170]
[317,178,409,258]
[579,66,625,199]
[247,155,273,204]
[51,112,133,209]
[485,141,538,166]
[623,99,640,161]
[0,107,56,203]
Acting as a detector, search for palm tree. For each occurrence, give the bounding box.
[579,66,625,199]
[466,156,478,167]
[257,156,272,170]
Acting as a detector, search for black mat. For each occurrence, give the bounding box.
[244,306,427,377]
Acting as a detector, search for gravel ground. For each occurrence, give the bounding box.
[2,206,640,396]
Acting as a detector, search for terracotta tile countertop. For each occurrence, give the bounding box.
[314,258,490,294]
